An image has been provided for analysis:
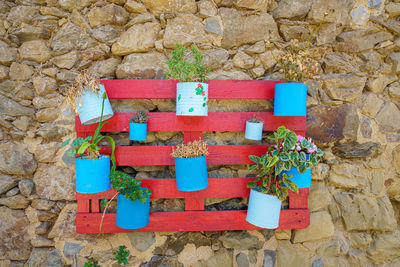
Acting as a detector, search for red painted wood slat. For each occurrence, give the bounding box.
[91,199,100,213]
[76,209,310,233]
[76,178,254,200]
[100,145,269,166]
[100,80,282,99]
[77,200,90,213]
[289,188,309,209]
[75,112,306,133]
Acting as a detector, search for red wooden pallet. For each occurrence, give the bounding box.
[75,80,309,233]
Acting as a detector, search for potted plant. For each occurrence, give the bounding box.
[283,134,323,188]
[246,126,299,229]
[245,115,264,141]
[109,171,152,229]
[170,139,209,191]
[270,14,328,117]
[165,43,210,116]
[62,93,116,193]
[129,111,150,141]
[66,70,114,125]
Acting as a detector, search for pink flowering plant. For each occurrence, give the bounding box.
[288,135,323,174]
[247,126,323,200]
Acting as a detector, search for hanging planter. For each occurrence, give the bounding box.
[66,71,113,125]
[116,193,150,229]
[245,115,263,140]
[165,43,210,117]
[129,112,149,141]
[246,189,282,229]
[77,84,114,125]
[171,140,209,191]
[245,126,301,229]
[104,171,152,230]
[176,82,208,116]
[75,155,111,193]
[274,83,307,116]
[268,16,329,117]
[62,93,116,194]
[284,135,323,188]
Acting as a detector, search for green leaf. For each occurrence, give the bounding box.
[100,198,108,206]
[267,156,278,168]
[248,164,257,172]
[61,139,71,147]
[283,178,298,193]
[77,141,91,155]
[249,155,261,163]
[283,131,297,151]
[298,164,307,174]
[247,181,257,188]
[102,135,116,172]
[203,103,206,107]
[276,161,284,175]
[178,94,181,101]
[188,107,194,112]
[203,97,207,101]
[280,152,290,162]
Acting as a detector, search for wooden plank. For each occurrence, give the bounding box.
[75,112,306,133]
[100,145,269,166]
[184,131,203,143]
[76,209,310,233]
[100,80,282,99]
[91,199,100,213]
[77,200,90,213]
[76,178,254,200]
[289,188,309,209]
[185,199,205,211]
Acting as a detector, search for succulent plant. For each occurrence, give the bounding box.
[248,115,262,123]
[130,111,149,123]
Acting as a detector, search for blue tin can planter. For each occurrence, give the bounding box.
[174,155,208,191]
[274,83,307,116]
[129,122,147,141]
[284,167,311,188]
[116,194,150,230]
[246,189,282,229]
[75,155,111,193]
[245,121,263,140]
[77,84,114,125]
[176,82,208,116]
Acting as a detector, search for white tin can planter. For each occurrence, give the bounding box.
[246,189,282,229]
[77,84,114,125]
[245,121,263,140]
[176,82,208,116]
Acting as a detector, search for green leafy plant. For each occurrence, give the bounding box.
[247,126,300,201]
[130,111,150,123]
[113,245,130,265]
[61,93,116,171]
[165,43,210,83]
[84,259,100,267]
[248,115,262,123]
[109,171,152,203]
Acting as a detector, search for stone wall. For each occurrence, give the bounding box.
[0,0,399,266]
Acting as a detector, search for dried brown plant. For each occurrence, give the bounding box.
[171,139,209,158]
[268,12,329,82]
[65,70,101,114]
